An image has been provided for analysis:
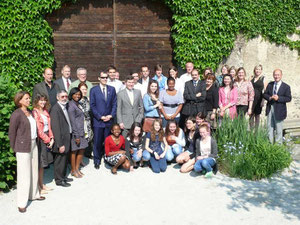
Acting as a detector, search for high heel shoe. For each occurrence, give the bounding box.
[18,207,26,213]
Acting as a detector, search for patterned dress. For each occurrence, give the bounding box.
[78,96,93,141]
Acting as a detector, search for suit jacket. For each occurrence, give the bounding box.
[32,81,60,107]
[9,108,34,153]
[50,103,71,153]
[68,100,85,138]
[117,88,144,129]
[90,85,117,128]
[182,80,207,116]
[138,77,153,84]
[263,81,291,121]
[54,77,75,91]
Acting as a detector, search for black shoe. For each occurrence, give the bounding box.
[94,164,100,169]
[64,177,73,182]
[56,181,71,187]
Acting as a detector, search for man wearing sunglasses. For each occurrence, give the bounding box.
[90,72,117,169]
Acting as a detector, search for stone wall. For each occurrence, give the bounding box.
[217,35,300,120]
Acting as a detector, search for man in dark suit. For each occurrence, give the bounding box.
[90,72,117,169]
[117,75,144,137]
[50,90,73,187]
[181,69,206,128]
[32,68,60,109]
[54,65,75,91]
[263,69,291,144]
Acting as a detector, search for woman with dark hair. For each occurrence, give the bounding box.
[219,74,238,119]
[216,64,229,86]
[159,77,184,127]
[205,73,219,129]
[203,67,213,79]
[78,82,93,159]
[9,91,45,213]
[229,66,237,81]
[176,117,197,173]
[164,120,185,162]
[32,94,54,194]
[165,66,184,95]
[234,67,255,116]
[68,87,88,178]
[145,119,168,173]
[152,64,167,91]
[125,122,149,168]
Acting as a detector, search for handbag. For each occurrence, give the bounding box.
[142,97,162,132]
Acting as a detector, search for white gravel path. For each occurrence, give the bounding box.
[0,159,299,225]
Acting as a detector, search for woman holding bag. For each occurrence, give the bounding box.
[143,80,161,132]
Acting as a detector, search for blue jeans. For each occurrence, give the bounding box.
[194,157,216,173]
[131,148,143,162]
[150,155,167,173]
[162,117,180,128]
[142,150,151,161]
[165,144,183,162]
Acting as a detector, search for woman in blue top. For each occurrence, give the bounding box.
[145,119,168,173]
[152,64,167,91]
[143,80,161,118]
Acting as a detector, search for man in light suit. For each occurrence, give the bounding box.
[90,72,117,169]
[50,90,73,187]
[32,68,60,109]
[263,69,291,144]
[54,65,75,91]
[117,75,144,137]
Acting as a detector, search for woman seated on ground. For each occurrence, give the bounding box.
[32,94,54,194]
[125,122,150,169]
[68,88,88,178]
[176,117,197,173]
[159,77,184,127]
[164,120,185,162]
[194,123,218,178]
[145,119,168,173]
[105,124,130,174]
[219,74,238,120]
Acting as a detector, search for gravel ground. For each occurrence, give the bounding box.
[0,158,299,225]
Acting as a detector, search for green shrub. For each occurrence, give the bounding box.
[0,76,18,191]
[214,116,292,180]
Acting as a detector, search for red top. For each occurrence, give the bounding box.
[105,135,125,156]
[32,108,54,144]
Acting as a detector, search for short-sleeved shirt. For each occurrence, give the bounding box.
[159,90,184,117]
[146,132,163,154]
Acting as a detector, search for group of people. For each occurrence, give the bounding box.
[8,62,291,212]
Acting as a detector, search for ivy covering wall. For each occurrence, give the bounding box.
[0,0,299,188]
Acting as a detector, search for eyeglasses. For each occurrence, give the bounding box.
[100,77,108,79]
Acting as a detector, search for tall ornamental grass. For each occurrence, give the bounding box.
[214,116,292,180]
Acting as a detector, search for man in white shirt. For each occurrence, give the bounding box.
[138,65,152,97]
[107,65,124,93]
[179,62,194,84]
[54,65,75,91]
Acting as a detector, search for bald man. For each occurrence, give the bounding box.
[263,69,291,144]
[32,68,61,109]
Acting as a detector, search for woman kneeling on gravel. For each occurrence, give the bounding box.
[194,124,218,178]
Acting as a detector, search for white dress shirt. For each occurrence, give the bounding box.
[107,78,124,93]
[62,76,72,91]
[126,88,134,105]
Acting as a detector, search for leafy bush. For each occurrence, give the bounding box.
[0,76,19,191]
[214,116,292,180]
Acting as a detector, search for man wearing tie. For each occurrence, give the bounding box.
[117,75,144,137]
[264,69,291,144]
[54,65,75,91]
[90,72,117,169]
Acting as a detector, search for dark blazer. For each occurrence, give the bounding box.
[32,81,60,106]
[90,84,117,128]
[8,108,34,153]
[195,137,218,160]
[138,77,153,85]
[68,100,85,139]
[182,80,207,116]
[54,77,75,91]
[263,81,291,121]
[50,103,71,153]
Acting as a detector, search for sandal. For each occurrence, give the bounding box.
[71,171,82,178]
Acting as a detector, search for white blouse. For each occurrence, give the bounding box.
[27,115,37,139]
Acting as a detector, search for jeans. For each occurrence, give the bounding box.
[194,157,216,173]
[142,150,151,161]
[150,156,167,173]
[165,144,183,162]
[267,105,283,144]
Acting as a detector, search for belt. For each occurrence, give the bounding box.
[163,103,178,108]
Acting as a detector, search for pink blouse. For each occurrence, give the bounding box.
[32,109,53,144]
[219,87,238,119]
[234,81,254,106]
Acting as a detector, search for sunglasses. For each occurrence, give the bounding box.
[100,77,108,79]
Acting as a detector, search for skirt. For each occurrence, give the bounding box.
[38,137,53,168]
[71,135,89,151]
[105,153,127,166]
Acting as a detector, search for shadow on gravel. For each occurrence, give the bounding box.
[217,163,300,220]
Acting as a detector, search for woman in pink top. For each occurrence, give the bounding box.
[234,67,255,116]
[218,74,238,119]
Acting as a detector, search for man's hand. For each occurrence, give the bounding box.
[59,146,65,154]
[196,93,202,97]
[120,123,125,129]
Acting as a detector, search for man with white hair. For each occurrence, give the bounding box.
[179,62,194,84]
[68,67,93,97]
[54,65,75,91]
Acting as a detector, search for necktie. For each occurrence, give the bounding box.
[193,81,197,88]
[103,87,107,101]
[66,79,70,90]
[273,82,277,95]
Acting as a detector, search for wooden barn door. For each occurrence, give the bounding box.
[46,0,173,82]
